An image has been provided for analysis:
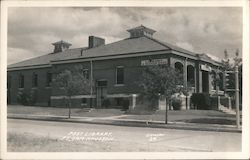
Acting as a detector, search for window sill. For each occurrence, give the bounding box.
[18,88,24,90]
[32,87,38,89]
[114,84,125,87]
[45,86,51,89]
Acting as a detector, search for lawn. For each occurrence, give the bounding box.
[7,105,240,125]
[122,110,239,125]
[7,105,125,117]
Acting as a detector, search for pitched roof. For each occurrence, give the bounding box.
[8,36,209,69]
[7,48,86,68]
[52,36,169,62]
[8,36,169,69]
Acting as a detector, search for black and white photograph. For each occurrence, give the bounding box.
[0,0,249,159]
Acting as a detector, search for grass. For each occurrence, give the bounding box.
[8,105,124,117]
[122,110,238,125]
[7,105,240,125]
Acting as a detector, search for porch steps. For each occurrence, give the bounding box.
[218,105,236,115]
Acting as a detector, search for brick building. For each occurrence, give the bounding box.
[7,25,225,109]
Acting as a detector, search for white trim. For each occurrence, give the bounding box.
[114,84,125,87]
[50,50,171,65]
[51,95,96,100]
[8,64,51,71]
[50,93,139,99]
[106,93,138,98]
[107,94,130,98]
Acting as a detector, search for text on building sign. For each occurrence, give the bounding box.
[141,58,168,66]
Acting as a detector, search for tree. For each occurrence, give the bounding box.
[140,65,183,124]
[53,66,92,118]
[222,49,232,71]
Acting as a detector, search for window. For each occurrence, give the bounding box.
[32,73,38,87]
[46,72,52,87]
[19,74,24,88]
[82,69,89,79]
[7,76,11,89]
[81,98,87,104]
[135,31,138,37]
[116,66,124,85]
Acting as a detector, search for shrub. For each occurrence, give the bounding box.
[191,93,211,110]
[171,98,182,110]
[29,89,37,105]
[16,90,37,106]
[122,98,130,110]
[17,91,29,105]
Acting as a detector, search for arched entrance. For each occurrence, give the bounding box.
[218,72,224,90]
[175,62,184,86]
[187,65,195,87]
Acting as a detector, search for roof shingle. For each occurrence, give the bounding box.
[8,36,219,69]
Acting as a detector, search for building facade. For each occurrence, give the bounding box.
[7,25,225,109]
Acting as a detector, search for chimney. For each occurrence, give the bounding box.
[88,36,105,48]
[52,40,72,53]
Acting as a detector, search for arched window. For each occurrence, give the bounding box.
[82,69,89,79]
[187,65,195,86]
[174,62,184,74]
[211,70,216,90]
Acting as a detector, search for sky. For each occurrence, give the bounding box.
[7,7,242,65]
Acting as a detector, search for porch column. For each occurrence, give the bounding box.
[215,71,219,95]
[199,69,203,93]
[208,72,212,94]
[194,69,197,93]
[184,58,187,89]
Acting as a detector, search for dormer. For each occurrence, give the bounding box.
[52,40,72,53]
[127,25,156,38]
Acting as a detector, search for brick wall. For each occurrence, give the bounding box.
[8,67,52,106]
[8,52,173,108]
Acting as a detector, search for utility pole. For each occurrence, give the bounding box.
[165,98,168,124]
[225,66,240,129]
[235,65,240,129]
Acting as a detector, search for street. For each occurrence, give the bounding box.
[7,119,241,152]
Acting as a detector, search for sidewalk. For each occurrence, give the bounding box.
[8,113,242,133]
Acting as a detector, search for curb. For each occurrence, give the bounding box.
[7,115,242,133]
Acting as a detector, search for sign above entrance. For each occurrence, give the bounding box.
[200,64,212,72]
[141,58,168,66]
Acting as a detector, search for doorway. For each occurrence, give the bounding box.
[202,71,209,93]
[96,80,108,108]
